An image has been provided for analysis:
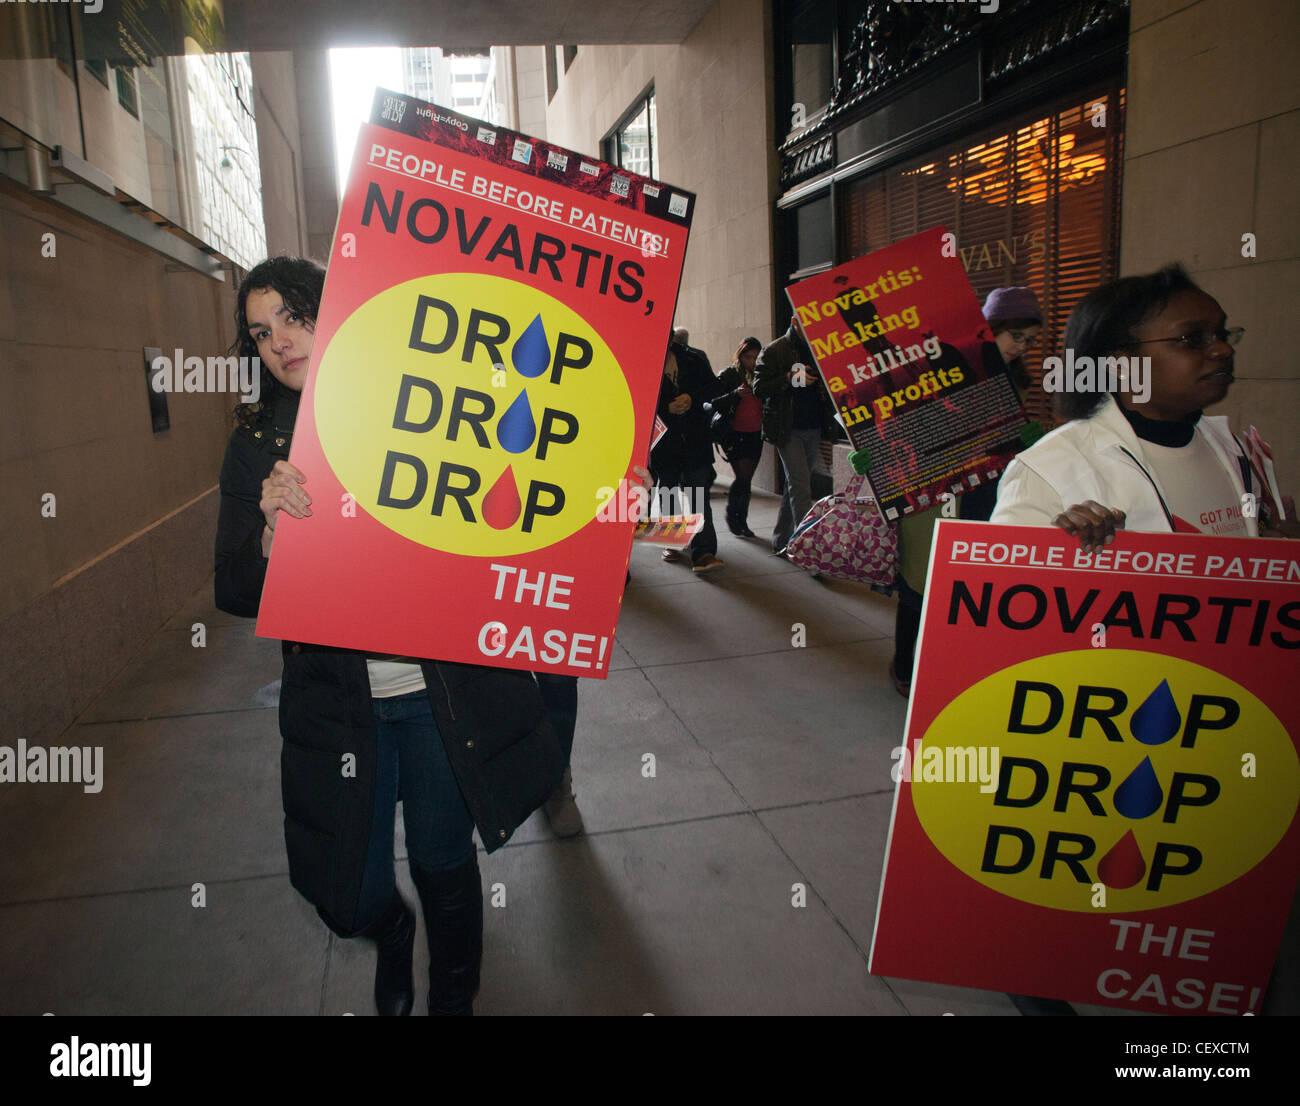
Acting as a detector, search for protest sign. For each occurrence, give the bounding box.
[632,515,705,548]
[869,521,1300,1014]
[256,89,695,677]
[785,228,1027,521]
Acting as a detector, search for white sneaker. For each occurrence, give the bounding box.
[543,767,585,838]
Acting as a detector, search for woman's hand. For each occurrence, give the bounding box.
[1052,501,1125,553]
[668,393,692,415]
[260,460,310,556]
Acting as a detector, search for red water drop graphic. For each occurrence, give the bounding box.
[482,466,522,530]
[1097,829,1147,889]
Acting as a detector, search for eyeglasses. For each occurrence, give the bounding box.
[1131,326,1245,351]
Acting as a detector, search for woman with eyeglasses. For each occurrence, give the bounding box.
[992,264,1295,545]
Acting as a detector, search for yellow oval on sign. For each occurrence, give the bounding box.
[912,650,1299,913]
[315,272,635,557]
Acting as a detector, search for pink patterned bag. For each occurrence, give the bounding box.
[784,475,898,585]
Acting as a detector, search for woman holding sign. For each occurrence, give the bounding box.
[215,256,563,1017]
[992,265,1295,545]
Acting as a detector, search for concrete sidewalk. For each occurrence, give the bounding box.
[0,488,1291,1015]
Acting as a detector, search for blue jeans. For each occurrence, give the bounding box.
[356,689,476,927]
[773,428,827,551]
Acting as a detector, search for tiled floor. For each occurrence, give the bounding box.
[1,488,1294,1015]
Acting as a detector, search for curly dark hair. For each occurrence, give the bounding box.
[1055,264,1202,420]
[230,256,326,424]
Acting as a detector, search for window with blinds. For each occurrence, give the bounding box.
[839,84,1126,426]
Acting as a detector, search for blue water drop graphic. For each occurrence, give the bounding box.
[511,315,551,378]
[1113,757,1164,819]
[496,390,536,453]
[1129,678,1181,745]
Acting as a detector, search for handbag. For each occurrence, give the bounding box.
[784,474,899,585]
[703,391,740,445]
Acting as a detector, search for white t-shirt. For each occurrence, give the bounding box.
[1141,435,1248,537]
[365,658,427,698]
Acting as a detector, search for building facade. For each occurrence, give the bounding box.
[0,6,308,744]
[535,0,1299,493]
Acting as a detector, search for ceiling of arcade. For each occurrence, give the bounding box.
[222,0,717,51]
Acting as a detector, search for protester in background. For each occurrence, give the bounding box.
[993,264,1295,545]
[754,316,837,554]
[672,326,711,373]
[711,336,765,537]
[886,287,1044,697]
[652,336,726,573]
[215,256,563,1016]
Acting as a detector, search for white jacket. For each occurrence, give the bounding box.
[991,395,1283,537]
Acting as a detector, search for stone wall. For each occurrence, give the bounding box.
[1123,0,1299,493]
[0,176,233,744]
[543,0,784,494]
[544,0,779,361]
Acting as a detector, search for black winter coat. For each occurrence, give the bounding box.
[214,387,563,937]
[651,343,724,474]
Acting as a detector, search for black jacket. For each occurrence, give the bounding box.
[753,326,836,447]
[651,343,724,474]
[214,387,563,937]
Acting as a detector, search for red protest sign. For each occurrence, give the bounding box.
[785,227,1026,522]
[870,521,1300,1015]
[255,90,694,677]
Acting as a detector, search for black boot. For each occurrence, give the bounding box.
[359,889,415,1016]
[411,855,483,1016]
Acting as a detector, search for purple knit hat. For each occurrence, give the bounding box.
[982,286,1042,324]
